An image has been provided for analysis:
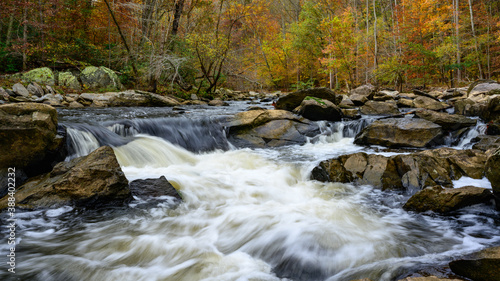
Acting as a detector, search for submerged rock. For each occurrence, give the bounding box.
[354,118,443,148]
[275,87,341,111]
[403,186,492,213]
[449,246,500,281]
[0,146,131,209]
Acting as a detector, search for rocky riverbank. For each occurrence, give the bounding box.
[1,75,500,280]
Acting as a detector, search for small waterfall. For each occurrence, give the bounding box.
[310,118,375,144]
[452,121,487,149]
[64,117,231,159]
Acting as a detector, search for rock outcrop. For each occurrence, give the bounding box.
[311,148,487,191]
[403,186,492,213]
[0,146,131,209]
[354,118,443,148]
[80,66,123,91]
[293,97,342,121]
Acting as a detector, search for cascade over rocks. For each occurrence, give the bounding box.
[224,109,319,148]
[311,148,487,191]
[0,146,131,210]
[403,185,493,213]
[275,87,341,111]
[354,117,443,148]
[449,246,500,281]
[293,97,342,121]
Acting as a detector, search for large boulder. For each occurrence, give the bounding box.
[26,82,45,97]
[59,71,82,90]
[225,109,319,148]
[354,118,443,148]
[349,84,376,105]
[360,100,400,115]
[311,148,487,191]
[415,109,477,131]
[0,103,61,170]
[293,97,342,121]
[485,146,500,209]
[412,96,450,111]
[403,185,492,213]
[275,87,341,111]
[22,67,56,86]
[0,146,131,209]
[12,83,30,97]
[467,80,500,97]
[80,66,123,91]
[449,246,500,281]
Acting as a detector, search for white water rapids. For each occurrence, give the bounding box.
[1,105,499,281]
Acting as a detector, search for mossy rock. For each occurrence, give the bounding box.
[80,66,123,91]
[59,72,81,90]
[22,67,55,86]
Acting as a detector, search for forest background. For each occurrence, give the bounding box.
[0,0,499,96]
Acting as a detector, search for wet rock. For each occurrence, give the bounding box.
[69,101,85,108]
[27,82,45,97]
[80,66,123,91]
[360,100,400,115]
[403,186,493,213]
[413,96,450,111]
[485,146,500,209]
[354,118,443,148]
[225,109,319,148]
[12,83,30,97]
[398,277,465,281]
[275,87,341,111]
[487,122,500,135]
[311,148,486,191]
[415,109,477,131]
[341,108,361,119]
[129,176,182,201]
[293,97,342,121]
[0,146,131,210]
[449,246,500,281]
[472,135,500,152]
[59,71,82,90]
[22,67,56,86]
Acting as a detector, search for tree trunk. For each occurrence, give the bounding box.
[171,0,185,37]
[5,14,14,47]
[38,0,45,62]
[454,0,461,83]
[23,2,28,71]
[103,0,138,76]
[373,0,378,69]
[468,0,482,79]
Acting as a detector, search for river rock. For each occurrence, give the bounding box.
[485,146,500,209]
[413,96,450,111]
[129,176,182,201]
[449,246,500,281]
[397,98,414,108]
[22,67,56,86]
[0,146,131,210]
[360,100,400,115]
[208,99,229,106]
[275,87,341,111]
[415,109,477,131]
[403,186,492,213]
[225,109,319,148]
[467,80,500,97]
[79,90,180,107]
[27,82,45,97]
[69,101,85,108]
[354,118,443,148]
[373,90,398,101]
[293,97,342,121]
[12,83,30,97]
[472,135,500,151]
[311,148,486,191]
[59,71,82,90]
[455,95,500,122]
[398,277,465,281]
[80,66,123,91]
[36,93,64,107]
[0,103,60,170]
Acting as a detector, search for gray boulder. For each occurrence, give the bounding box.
[12,83,30,97]
[27,82,45,97]
[354,118,443,148]
[413,96,450,111]
[415,109,477,131]
[360,100,400,115]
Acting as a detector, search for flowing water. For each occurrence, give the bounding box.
[1,102,499,281]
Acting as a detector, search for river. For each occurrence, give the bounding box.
[1,101,498,281]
